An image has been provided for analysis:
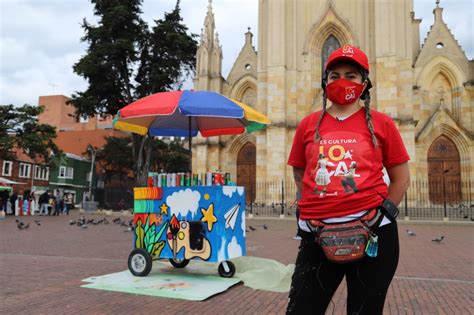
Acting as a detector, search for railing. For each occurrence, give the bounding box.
[245,179,473,221]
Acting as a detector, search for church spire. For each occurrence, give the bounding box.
[194,0,223,92]
[203,0,215,48]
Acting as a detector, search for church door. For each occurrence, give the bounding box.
[237,142,256,203]
[427,136,461,204]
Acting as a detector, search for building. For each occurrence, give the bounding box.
[37,95,130,207]
[192,0,473,206]
[0,148,50,196]
[48,153,93,206]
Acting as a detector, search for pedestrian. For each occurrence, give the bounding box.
[22,190,32,216]
[286,44,410,314]
[9,191,17,215]
[64,193,73,215]
[0,189,8,212]
[53,189,62,216]
[38,190,49,216]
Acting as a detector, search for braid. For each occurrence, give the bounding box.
[314,93,328,143]
[363,92,378,148]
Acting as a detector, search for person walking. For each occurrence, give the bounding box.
[38,190,49,216]
[53,189,62,216]
[286,44,410,315]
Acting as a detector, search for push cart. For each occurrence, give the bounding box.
[128,185,246,278]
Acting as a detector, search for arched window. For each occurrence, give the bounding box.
[321,35,341,77]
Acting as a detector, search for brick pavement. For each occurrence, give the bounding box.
[0,212,472,314]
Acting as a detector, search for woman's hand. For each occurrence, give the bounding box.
[386,162,410,205]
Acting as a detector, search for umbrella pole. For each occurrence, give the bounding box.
[188,116,192,173]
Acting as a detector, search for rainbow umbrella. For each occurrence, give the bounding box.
[113,90,270,170]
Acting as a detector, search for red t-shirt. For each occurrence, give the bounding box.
[288,108,410,219]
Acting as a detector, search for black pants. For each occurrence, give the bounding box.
[287,222,399,315]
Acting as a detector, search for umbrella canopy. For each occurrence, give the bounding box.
[0,177,26,185]
[113,90,270,137]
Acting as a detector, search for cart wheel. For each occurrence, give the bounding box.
[169,258,190,268]
[218,260,236,278]
[128,248,152,277]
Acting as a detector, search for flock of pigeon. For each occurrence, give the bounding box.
[14,218,445,243]
[406,228,445,243]
[15,216,134,232]
[246,224,268,233]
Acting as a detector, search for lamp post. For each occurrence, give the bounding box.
[88,147,97,202]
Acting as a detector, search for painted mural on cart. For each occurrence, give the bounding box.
[133,186,246,262]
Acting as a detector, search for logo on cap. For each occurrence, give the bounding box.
[345,86,356,101]
[342,45,354,56]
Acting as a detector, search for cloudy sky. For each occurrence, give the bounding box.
[1,0,472,107]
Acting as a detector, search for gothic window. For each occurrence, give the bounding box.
[321,35,340,77]
[241,88,256,108]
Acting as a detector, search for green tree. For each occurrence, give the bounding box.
[95,136,189,181]
[135,1,197,97]
[69,0,197,185]
[0,104,63,166]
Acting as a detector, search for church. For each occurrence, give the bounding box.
[192,0,473,207]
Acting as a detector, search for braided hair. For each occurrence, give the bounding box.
[315,64,378,148]
[362,89,378,148]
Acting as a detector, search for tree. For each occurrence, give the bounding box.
[69,0,197,185]
[95,136,190,180]
[0,104,63,166]
[135,1,197,97]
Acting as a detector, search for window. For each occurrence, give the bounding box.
[19,163,31,178]
[79,115,89,123]
[59,166,74,179]
[34,165,49,181]
[321,35,341,77]
[2,161,12,176]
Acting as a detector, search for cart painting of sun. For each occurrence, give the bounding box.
[128,186,246,278]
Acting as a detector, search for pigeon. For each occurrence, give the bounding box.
[463,215,468,219]
[23,223,29,229]
[432,236,444,243]
[16,222,24,230]
[103,218,109,224]
[249,225,256,231]
[81,224,88,229]
[406,229,416,236]
[34,220,41,226]
[263,224,268,230]
[69,220,76,225]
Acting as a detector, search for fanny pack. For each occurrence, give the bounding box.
[310,208,382,264]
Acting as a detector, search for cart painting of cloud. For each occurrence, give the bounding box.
[133,186,246,262]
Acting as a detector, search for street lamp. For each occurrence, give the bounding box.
[88,146,97,202]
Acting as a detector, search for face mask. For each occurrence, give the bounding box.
[325,79,365,105]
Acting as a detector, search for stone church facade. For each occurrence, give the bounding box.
[192,0,473,206]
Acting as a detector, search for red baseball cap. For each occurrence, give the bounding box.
[325,44,369,72]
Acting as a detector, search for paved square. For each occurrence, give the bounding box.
[1,213,472,314]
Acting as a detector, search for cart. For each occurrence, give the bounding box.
[127,185,246,278]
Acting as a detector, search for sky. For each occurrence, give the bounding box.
[0,0,472,107]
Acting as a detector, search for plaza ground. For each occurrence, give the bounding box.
[0,212,472,314]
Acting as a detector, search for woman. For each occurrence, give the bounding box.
[286,45,410,314]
